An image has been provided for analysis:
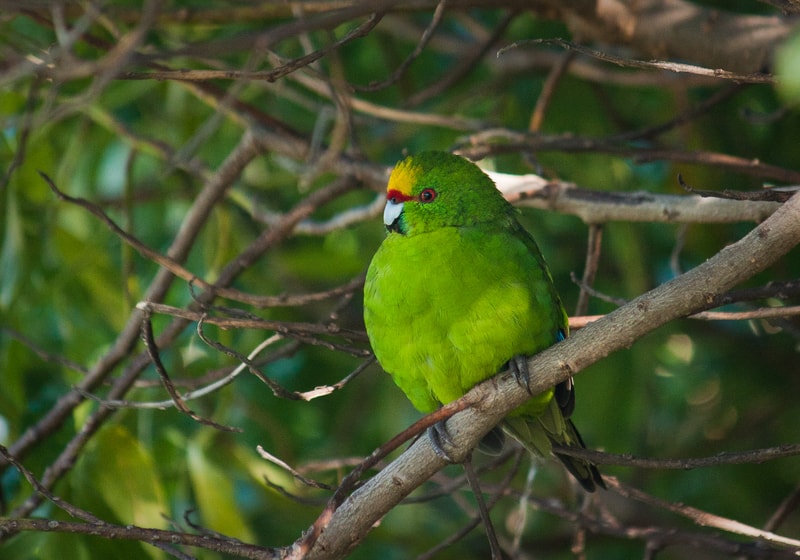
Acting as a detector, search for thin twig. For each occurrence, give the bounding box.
[551,443,800,469]
[499,38,775,84]
[680,174,797,202]
[462,453,502,560]
[529,49,575,132]
[288,68,486,130]
[257,446,334,491]
[763,483,800,533]
[1,327,89,375]
[81,334,294,410]
[137,301,368,344]
[355,1,446,92]
[0,517,269,559]
[186,275,366,309]
[195,315,304,401]
[406,11,516,107]
[0,444,104,525]
[510,459,536,554]
[691,305,800,321]
[295,357,375,401]
[575,224,603,317]
[416,452,523,559]
[140,309,241,432]
[608,477,800,549]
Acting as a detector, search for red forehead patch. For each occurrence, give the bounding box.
[386,189,414,203]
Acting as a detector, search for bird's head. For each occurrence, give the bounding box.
[383,151,511,236]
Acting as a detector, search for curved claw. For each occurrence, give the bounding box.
[427,421,457,463]
[508,354,532,395]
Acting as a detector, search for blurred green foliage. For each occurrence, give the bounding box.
[1,4,799,559]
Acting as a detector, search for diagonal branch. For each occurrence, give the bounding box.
[297,192,800,559]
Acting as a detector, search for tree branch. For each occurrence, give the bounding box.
[0,517,271,560]
[553,0,793,74]
[489,171,783,224]
[500,38,775,83]
[297,192,800,559]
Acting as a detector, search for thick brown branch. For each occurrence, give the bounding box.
[491,171,783,224]
[297,192,800,559]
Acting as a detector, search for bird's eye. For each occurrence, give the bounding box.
[419,188,437,203]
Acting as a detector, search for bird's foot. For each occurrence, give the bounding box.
[427,421,457,463]
[507,354,532,395]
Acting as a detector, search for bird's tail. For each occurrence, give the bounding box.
[502,398,605,492]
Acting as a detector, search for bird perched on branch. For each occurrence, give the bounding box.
[363,151,603,492]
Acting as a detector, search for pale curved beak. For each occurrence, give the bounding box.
[383,199,404,230]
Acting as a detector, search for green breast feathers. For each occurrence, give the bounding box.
[364,223,562,414]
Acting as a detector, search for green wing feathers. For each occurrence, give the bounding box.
[503,397,605,492]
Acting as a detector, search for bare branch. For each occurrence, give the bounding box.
[297,192,800,559]
[0,517,272,560]
[500,38,775,84]
[140,309,242,432]
[549,0,793,74]
[354,1,447,92]
[119,13,384,83]
[609,478,800,549]
[257,446,334,491]
[692,305,800,321]
[462,133,800,184]
[680,174,798,202]
[575,224,603,316]
[490,171,783,224]
[529,48,575,132]
[136,302,368,347]
[552,443,800,469]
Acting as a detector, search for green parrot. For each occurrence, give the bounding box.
[363,151,603,492]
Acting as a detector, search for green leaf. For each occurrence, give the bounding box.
[0,189,23,308]
[187,432,255,542]
[72,424,168,557]
[775,29,800,103]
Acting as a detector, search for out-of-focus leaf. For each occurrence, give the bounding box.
[187,432,256,543]
[0,190,23,308]
[72,424,167,559]
[775,30,800,103]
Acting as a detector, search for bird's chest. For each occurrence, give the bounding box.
[365,228,543,407]
[371,229,509,330]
